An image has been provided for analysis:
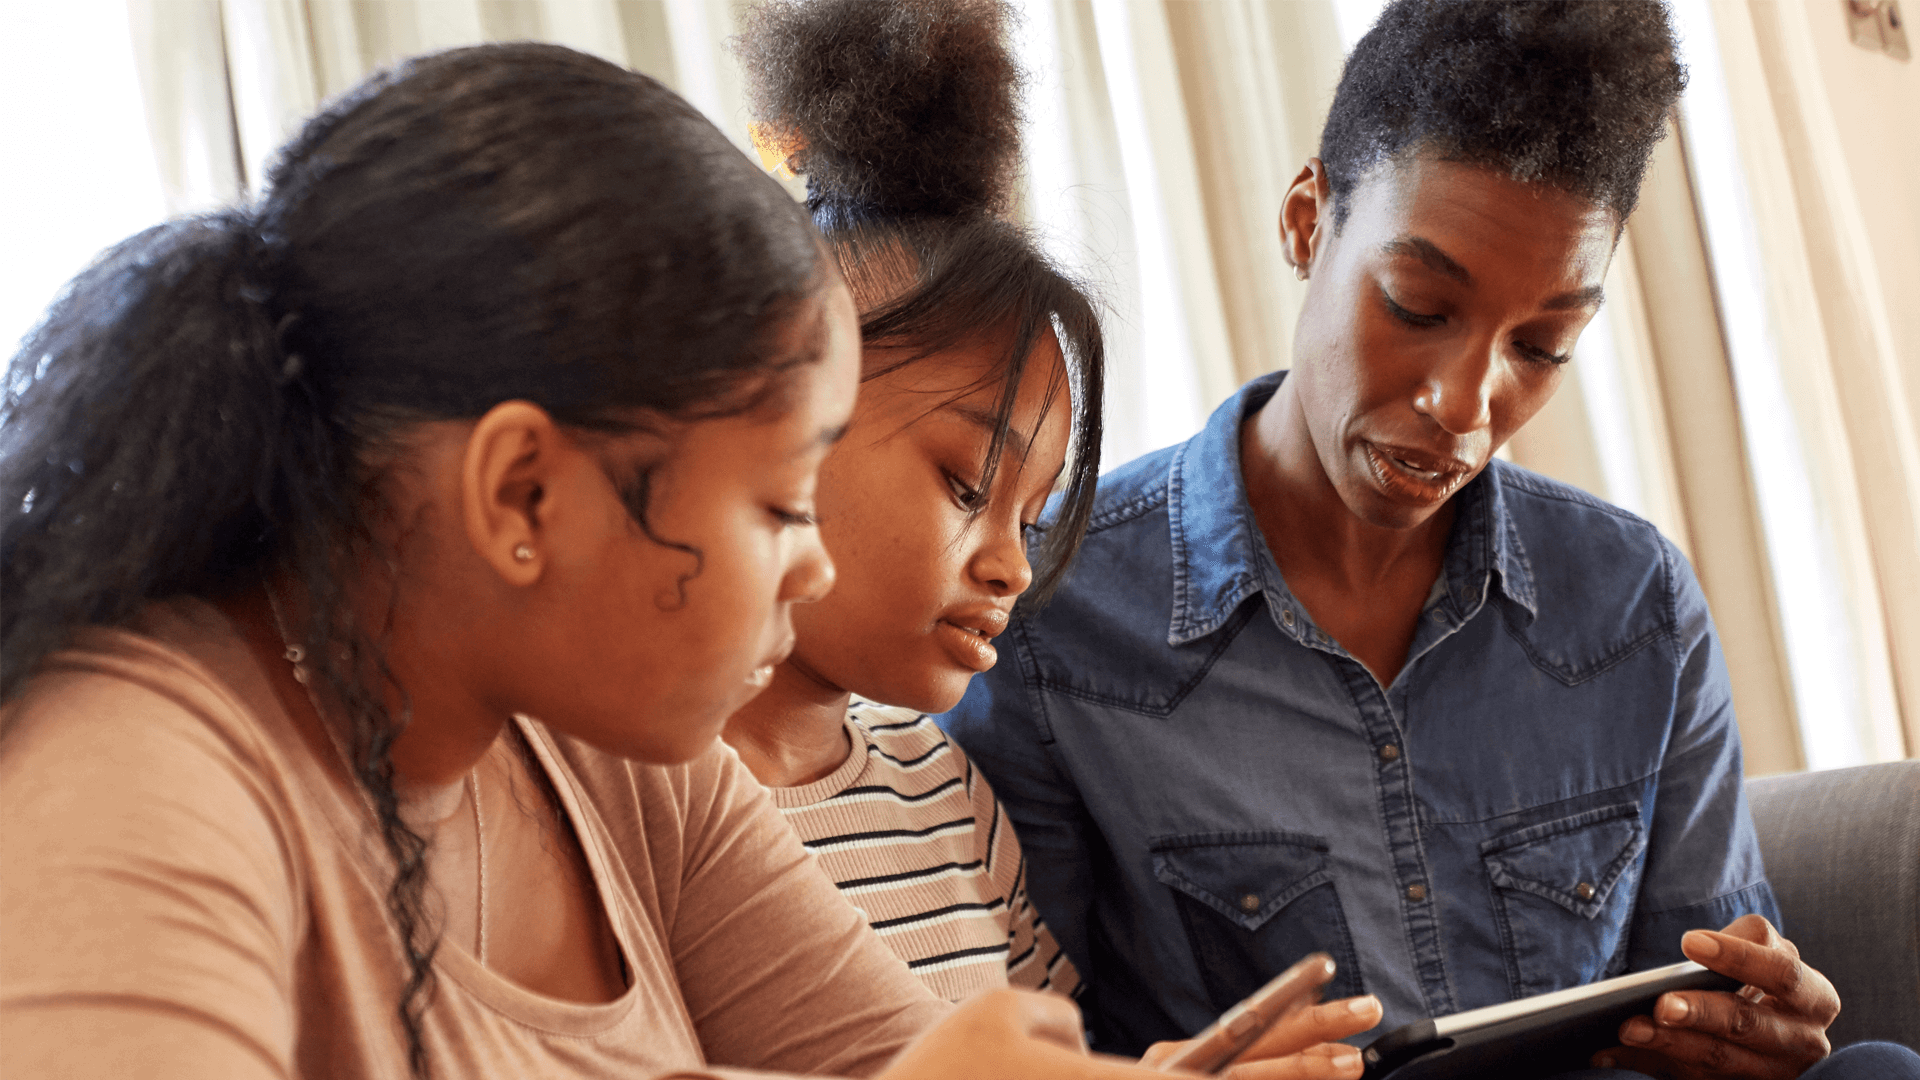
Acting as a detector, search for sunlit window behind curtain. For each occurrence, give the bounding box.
[0,1,168,361]
[1669,0,1893,770]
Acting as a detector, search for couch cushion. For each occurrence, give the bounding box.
[1747,760,1919,1048]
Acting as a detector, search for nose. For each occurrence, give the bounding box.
[970,517,1035,598]
[781,526,835,605]
[1414,338,1497,436]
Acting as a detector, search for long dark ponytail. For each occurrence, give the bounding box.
[737,0,1105,604]
[1,43,825,1074]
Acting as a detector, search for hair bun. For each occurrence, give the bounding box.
[738,0,1023,220]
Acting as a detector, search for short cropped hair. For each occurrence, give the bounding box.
[1319,0,1687,227]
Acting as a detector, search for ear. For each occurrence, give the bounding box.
[459,400,564,586]
[1279,158,1333,276]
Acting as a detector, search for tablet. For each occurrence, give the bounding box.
[1359,960,1741,1080]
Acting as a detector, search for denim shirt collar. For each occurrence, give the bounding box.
[1165,372,1537,647]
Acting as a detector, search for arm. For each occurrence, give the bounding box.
[963,750,1080,997]
[0,669,300,1079]
[1599,542,1837,1079]
[669,746,952,1078]
[938,631,1098,979]
[1624,542,1779,972]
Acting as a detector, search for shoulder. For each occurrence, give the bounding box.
[0,612,309,1013]
[2,604,296,806]
[1491,460,1671,559]
[1082,442,1179,537]
[1019,443,1185,644]
[1487,461,1703,662]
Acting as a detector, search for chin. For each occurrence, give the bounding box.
[573,700,733,766]
[853,668,972,716]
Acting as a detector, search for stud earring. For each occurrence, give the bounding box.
[513,544,535,562]
[1295,264,1309,281]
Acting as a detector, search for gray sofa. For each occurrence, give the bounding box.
[1747,759,1919,1049]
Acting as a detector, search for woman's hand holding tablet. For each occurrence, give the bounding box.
[1596,915,1840,1079]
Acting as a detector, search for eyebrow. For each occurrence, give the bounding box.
[953,404,1030,464]
[1383,236,1605,309]
[1383,237,1471,285]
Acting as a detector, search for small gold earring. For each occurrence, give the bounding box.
[1295,264,1309,281]
[513,544,534,562]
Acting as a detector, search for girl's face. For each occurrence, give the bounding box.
[471,286,864,764]
[784,332,1072,713]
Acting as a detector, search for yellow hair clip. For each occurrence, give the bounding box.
[748,122,801,180]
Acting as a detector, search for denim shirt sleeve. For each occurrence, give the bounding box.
[941,637,1098,975]
[1626,537,1781,969]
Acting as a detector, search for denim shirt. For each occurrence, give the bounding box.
[940,373,1778,1052]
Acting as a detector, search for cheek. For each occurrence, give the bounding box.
[1491,365,1566,442]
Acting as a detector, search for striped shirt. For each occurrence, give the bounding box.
[768,700,1079,1003]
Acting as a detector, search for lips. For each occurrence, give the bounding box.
[1363,441,1471,505]
[746,637,796,689]
[935,607,1010,673]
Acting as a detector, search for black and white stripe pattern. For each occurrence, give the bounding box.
[767,702,1078,1002]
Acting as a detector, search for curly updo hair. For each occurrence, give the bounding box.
[1320,0,1688,228]
[736,0,1103,605]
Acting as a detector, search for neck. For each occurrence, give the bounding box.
[722,658,854,788]
[238,572,510,809]
[1243,377,1453,591]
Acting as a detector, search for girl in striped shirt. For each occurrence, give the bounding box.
[722,0,1101,1003]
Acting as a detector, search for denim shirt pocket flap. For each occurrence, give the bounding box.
[1150,831,1332,932]
[1480,804,1645,919]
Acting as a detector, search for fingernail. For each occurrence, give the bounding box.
[1658,995,1689,1023]
[1333,1050,1362,1075]
[1684,930,1721,958]
[1350,995,1380,1014]
[1622,1018,1655,1044]
[1596,1054,1616,1069]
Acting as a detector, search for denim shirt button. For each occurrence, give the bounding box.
[1429,608,1447,624]
[1313,630,1329,645]
[1282,609,1295,628]
[1406,882,1427,902]
[1238,893,1261,913]
[1575,881,1597,901]
[1379,744,1400,762]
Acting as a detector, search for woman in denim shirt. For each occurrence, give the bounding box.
[944,2,1915,1078]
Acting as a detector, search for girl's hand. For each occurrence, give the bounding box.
[876,989,1145,1080]
[1143,995,1384,1080]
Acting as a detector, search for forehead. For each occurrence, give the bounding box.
[1343,156,1616,290]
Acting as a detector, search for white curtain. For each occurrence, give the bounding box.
[121,0,1916,771]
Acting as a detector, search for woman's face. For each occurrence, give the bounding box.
[783,332,1072,713]
[1285,155,1616,530]
[499,286,864,763]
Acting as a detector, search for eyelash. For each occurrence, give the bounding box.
[947,470,1044,544]
[1380,290,1571,366]
[946,471,984,511]
[771,506,817,528]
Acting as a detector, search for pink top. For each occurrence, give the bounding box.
[0,599,950,1079]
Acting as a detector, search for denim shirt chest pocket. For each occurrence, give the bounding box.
[1150,831,1364,1012]
[1481,803,1647,999]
